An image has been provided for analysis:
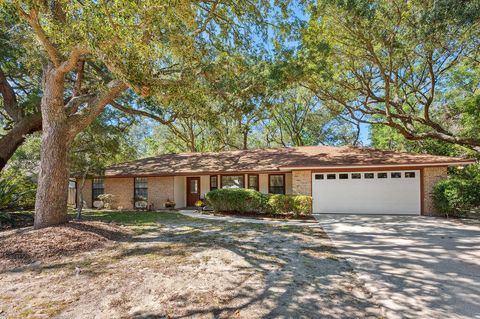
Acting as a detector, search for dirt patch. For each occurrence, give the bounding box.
[0,213,381,318]
[0,221,131,268]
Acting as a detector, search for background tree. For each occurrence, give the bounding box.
[70,109,138,218]
[300,0,480,152]
[0,133,40,210]
[0,7,42,170]
[262,87,360,146]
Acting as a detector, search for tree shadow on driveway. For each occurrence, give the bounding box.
[317,215,480,319]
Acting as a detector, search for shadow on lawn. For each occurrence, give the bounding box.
[126,218,380,319]
[1,213,381,318]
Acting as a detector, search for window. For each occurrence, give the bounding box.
[327,174,336,180]
[210,175,218,190]
[190,179,198,193]
[269,174,285,194]
[364,173,374,179]
[351,173,361,179]
[339,173,349,179]
[405,172,416,178]
[248,174,259,191]
[221,175,244,188]
[391,172,401,178]
[315,174,324,180]
[377,172,388,179]
[134,177,148,201]
[92,178,104,200]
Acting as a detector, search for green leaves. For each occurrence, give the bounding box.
[299,0,480,152]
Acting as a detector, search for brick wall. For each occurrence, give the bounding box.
[105,177,134,209]
[292,170,312,196]
[285,173,293,195]
[149,176,175,210]
[76,178,92,208]
[423,166,448,216]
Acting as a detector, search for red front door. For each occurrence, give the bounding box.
[186,177,201,207]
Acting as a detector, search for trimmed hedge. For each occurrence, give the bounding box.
[205,188,312,216]
[205,188,267,213]
[266,194,312,216]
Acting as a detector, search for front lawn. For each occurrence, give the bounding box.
[0,211,381,318]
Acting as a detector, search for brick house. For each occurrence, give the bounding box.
[75,145,474,215]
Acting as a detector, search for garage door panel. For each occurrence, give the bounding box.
[312,170,420,215]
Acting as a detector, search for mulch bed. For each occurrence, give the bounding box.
[0,221,132,267]
[205,210,316,221]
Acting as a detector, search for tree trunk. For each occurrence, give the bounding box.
[242,127,248,150]
[34,65,71,229]
[0,113,42,171]
[76,167,89,220]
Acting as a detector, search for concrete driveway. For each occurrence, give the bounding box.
[315,215,480,319]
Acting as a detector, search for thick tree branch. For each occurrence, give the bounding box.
[67,80,128,139]
[18,8,62,67]
[0,68,22,122]
[65,93,96,115]
[58,47,90,74]
[0,113,42,171]
[109,100,177,124]
[73,59,85,97]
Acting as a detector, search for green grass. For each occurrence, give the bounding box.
[72,210,183,225]
[71,209,203,227]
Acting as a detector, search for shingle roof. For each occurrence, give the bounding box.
[103,146,474,177]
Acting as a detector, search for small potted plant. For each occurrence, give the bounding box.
[164,198,176,209]
[195,199,204,213]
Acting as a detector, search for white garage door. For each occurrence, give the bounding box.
[312,170,421,215]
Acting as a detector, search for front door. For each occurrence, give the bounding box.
[186,177,201,207]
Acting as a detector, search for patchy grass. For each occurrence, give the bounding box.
[0,211,381,318]
[73,209,182,225]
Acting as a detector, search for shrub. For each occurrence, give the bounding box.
[205,188,268,213]
[205,188,312,216]
[291,195,313,215]
[266,194,312,216]
[0,170,36,210]
[97,193,116,209]
[433,177,480,217]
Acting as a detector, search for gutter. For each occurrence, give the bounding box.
[279,161,477,171]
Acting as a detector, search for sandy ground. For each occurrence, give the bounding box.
[0,212,382,318]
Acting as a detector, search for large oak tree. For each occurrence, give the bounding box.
[5,0,269,228]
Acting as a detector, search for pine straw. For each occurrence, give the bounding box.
[0,221,132,267]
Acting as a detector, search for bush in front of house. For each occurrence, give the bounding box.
[205,188,312,216]
[205,188,267,213]
[433,178,480,217]
[97,194,116,209]
[266,194,312,216]
[433,165,480,217]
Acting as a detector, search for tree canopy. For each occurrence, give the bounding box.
[299,0,480,153]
